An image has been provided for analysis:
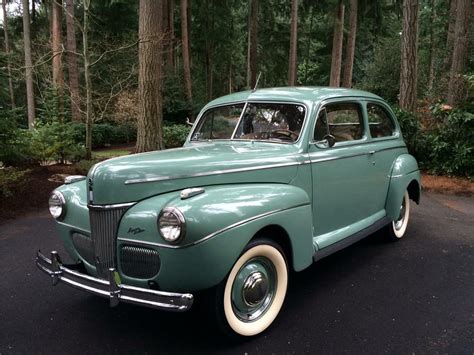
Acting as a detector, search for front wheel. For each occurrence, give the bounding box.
[387,190,410,241]
[215,239,288,337]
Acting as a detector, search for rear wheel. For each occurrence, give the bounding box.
[214,238,288,337]
[387,190,410,241]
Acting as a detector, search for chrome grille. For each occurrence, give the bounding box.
[89,206,128,278]
[120,245,160,279]
[71,232,95,265]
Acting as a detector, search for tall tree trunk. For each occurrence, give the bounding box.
[52,0,64,119]
[168,0,175,72]
[247,0,258,89]
[136,0,164,153]
[83,0,93,159]
[2,0,15,108]
[341,0,357,88]
[443,0,457,70]
[427,0,436,92]
[399,0,419,112]
[288,0,298,86]
[31,0,35,24]
[205,0,214,100]
[22,0,36,128]
[329,0,345,87]
[180,0,193,115]
[66,0,81,121]
[447,0,472,106]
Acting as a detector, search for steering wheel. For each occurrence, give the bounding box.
[270,129,298,141]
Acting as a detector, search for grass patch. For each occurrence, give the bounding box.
[93,149,131,159]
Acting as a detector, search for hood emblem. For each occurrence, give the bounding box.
[128,227,145,235]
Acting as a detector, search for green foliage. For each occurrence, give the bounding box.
[422,106,474,177]
[357,35,401,103]
[70,122,136,148]
[163,124,191,148]
[30,122,86,164]
[74,160,100,175]
[0,168,31,198]
[0,109,35,167]
[392,107,421,155]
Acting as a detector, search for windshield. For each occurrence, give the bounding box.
[191,102,306,143]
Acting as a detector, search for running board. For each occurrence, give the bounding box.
[313,217,391,262]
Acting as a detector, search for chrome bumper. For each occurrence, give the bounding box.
[36,250,193,312]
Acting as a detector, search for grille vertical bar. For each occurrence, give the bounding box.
[89,206,128,279]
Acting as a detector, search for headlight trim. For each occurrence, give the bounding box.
[49,190,66,220]
[158,207,186,243]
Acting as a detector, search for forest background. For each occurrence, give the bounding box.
[0,0,473,202]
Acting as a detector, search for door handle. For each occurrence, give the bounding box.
[368,150,376,155]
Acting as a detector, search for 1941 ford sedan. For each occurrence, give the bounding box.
[37,87,421,337]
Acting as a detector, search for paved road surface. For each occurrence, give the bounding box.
[0,192,473,354]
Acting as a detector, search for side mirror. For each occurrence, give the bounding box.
[323,134,336,148]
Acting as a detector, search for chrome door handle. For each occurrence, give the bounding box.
[368,150,375,155]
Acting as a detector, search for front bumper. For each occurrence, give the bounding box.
[36,250,193,312]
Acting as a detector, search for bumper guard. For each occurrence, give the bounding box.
[36,250,193,312]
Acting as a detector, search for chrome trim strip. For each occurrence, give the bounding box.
[124,160,302,185]
[118,202,311,249]
[308,145,406,164]
[88,202,136,210]
[36,250,193,312]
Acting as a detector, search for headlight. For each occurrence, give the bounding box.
[158,207,186,243]
[49,191,66,220]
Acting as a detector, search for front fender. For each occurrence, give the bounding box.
[117,184,313,291]
[386,154,421,220]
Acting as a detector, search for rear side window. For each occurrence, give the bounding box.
[367,103,396,138]
[324,103,364,142]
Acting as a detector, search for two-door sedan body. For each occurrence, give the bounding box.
[37,87,420,337]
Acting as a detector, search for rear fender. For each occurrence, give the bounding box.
[385,154,421,220]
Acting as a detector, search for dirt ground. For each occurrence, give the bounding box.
[421,173,474,195]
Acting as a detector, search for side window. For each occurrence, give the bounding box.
[323,103,364,143]
[367,103,396,138]
[314,109,328,141]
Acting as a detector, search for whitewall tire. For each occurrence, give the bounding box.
[217,239,288,337]
[388,191,410,240]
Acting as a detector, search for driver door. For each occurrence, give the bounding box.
[309,100,379,249]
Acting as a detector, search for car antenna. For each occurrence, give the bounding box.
[252,72,262,92]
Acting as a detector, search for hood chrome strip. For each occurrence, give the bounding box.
[124,160,303,185]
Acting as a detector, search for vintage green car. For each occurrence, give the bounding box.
[37,87,421,337]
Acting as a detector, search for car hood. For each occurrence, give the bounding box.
[88,142,301,204]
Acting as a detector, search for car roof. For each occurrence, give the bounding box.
[205,86,383,108]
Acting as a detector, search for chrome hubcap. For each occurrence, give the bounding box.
[394,196,407,231]
[242,271,269,306]
[231,257,276,322]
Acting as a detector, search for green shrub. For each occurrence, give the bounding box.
[30,122,86,164]
[68,122,137,148]
[0,111,36,167]
[74,159,99,175]
[163,124,191,148]
[0,167,31,198]
[422,106,474,177]
[392,107,421,156]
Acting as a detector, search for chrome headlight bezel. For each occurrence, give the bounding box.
[157,207,186,244]
[49,191,66,220]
